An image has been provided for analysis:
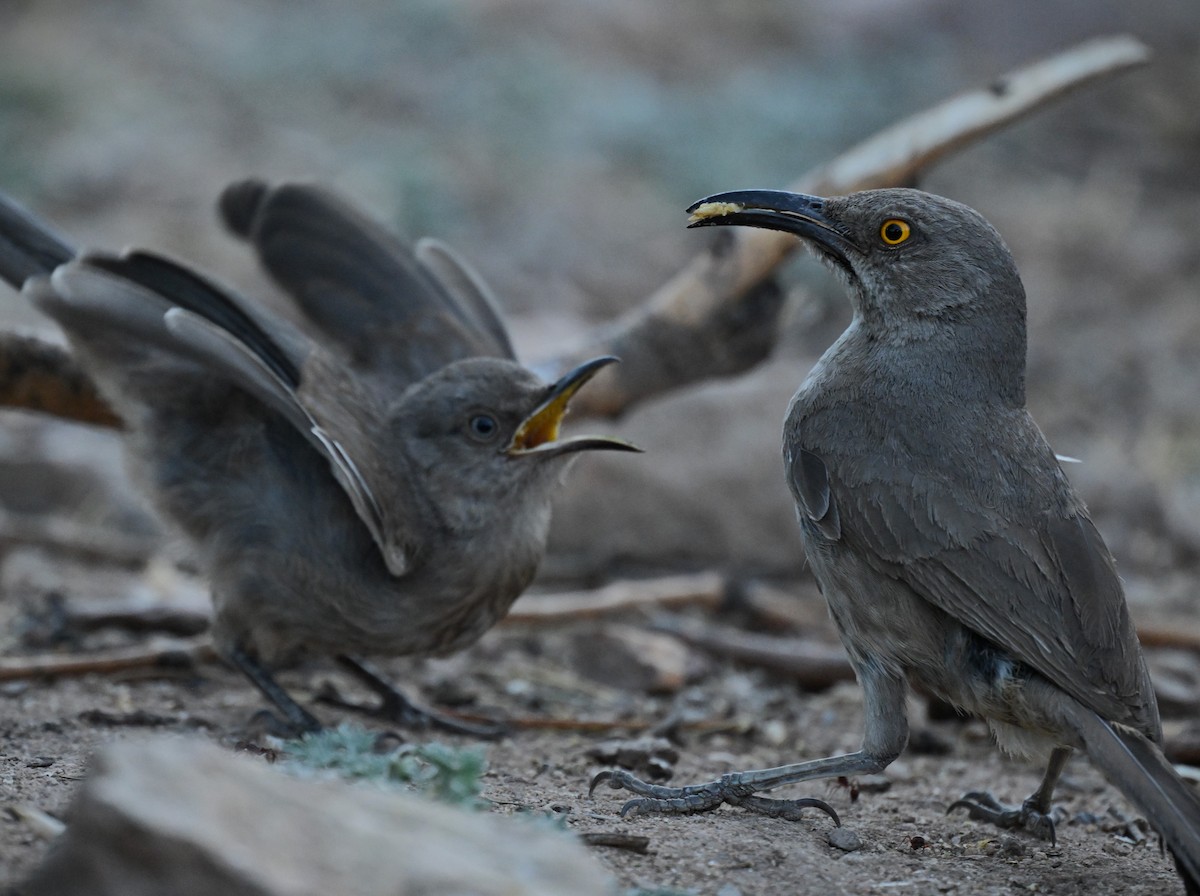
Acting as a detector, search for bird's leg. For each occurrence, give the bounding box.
[228,646,323,736]
[948,745,1072,844]
[591,661,907,822]
[334,655,506,739]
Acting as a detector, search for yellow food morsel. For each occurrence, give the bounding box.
[687,201,744,223]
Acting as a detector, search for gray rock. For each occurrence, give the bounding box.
[827,827,864,852]
[22,736,615,896]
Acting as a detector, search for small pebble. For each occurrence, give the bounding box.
[828,827,864,852]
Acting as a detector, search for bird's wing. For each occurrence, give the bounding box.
[414,237,516,359]
[34,252,419,575]
[792,407,1154,728]
[219,179,515,386]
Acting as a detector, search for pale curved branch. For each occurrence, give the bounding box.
[546,35,1151,419]
[0,36,1150,426]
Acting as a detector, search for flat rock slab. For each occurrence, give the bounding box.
[21,736,614,896]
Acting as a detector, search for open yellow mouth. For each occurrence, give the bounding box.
[505,356,641,458]
[510,390,572,451]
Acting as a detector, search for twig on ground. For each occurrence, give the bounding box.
[0,510,158,567]
[505,572,726,624]
[0,638,216,681]
[26,588,211,638]
[732,578,834,633]
[577,832,652,854]
[648,614,855,690]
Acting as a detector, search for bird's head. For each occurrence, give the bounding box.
[397,355,639,534]
[687,188,1025,335]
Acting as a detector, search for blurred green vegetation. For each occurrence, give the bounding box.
[284,722,487,807]
[0,74,64,192]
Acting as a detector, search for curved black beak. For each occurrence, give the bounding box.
[686,190,857,261]
[507,356,641,458]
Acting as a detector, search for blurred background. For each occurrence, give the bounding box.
[0,0,1197,614]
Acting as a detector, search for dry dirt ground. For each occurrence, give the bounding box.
[0,566,1194,895]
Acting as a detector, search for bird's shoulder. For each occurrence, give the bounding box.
[788,366,1069,509]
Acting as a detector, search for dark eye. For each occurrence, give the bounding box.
[880,219,911,246]
[467,414,499,441]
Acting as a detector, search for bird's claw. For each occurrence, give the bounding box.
[731,793,841,825]
[948,791,1057,845]
[588,769,622,796]
[589,768,841,824]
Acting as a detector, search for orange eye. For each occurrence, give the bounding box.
[880,219,911,246]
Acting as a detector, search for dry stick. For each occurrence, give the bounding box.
[0,509,159,567]
[504,571,725,624]
[0,638,216,681]
[0,332,119,428]
[37,571,720,642]
[55,600,211,637]
[649,615,856,690]
[577,832,652,854]
[1133,624,1200,654]
[735,578,832,632]
[4,804,66,840]
[545,34,1152,419]
[25,577,214,638]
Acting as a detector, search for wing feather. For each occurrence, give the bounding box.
[219,180,514,383]
[39,255,416,575]
[795,407,1152,728]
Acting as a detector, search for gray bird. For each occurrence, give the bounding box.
[0,180,638,735]
[592,187,1200,889]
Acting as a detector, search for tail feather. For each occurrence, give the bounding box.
[0,194,75,288]
[1070,705,1200,892]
